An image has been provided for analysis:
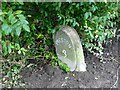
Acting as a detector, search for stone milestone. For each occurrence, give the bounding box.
[53,26,86,72]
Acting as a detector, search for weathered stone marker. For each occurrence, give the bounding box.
[53,26,86,72]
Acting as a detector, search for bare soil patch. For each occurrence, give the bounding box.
[21,37,119,88]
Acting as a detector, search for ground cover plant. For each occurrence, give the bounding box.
[0,1,119,88]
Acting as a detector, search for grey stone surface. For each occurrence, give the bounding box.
[53,26,86,71]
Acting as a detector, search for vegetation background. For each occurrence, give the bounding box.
[0,1,119,88]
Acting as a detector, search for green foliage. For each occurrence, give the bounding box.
[1,2,118,88]
[20,2,118,64]
[2,62,25,88]
[1,2,30,88]
[23,2,118,57]
[1,3,30,56]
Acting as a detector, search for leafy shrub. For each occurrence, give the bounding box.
[1,2,30,88]
[23,2,118,57]
[1,2,118,88]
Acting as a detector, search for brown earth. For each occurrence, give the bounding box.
[20,36,119,88]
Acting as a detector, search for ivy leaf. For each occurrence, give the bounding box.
[58,2,61,8]
[14,10,23,15]
[17,14,26,20]
[8,13,14,22]
[12,22,21,30]
[23,24,30,32]
[65,68,70,72]
[16,27,21,36]
[0,12,3,16]
[110,22,113,27]
[8,43,12,54]
[21,20,29,24]
[2,41,7,56]
[16,0,24,5]
[11,17,17,25]
[85,12,89,19]
[84,12,92,19]
[35,0,38,5]
[18,50,21,54]
[89,30,94,38]
[2,22,12,35]
[31,24,36,31]
[8,13,17,25]
[7,26,12,35]
[2,22,8,30]
[0,16,3,22]
[13,66,18,72]
[0,9,3,16]
[15,43,20,50]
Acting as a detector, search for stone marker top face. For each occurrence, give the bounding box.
[53,26,86,72]
[53,26,76,71]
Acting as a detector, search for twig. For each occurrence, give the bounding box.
[94,53,120,65]
[102,56,120,64]
[111,65,120,88]
[0,60,22,65]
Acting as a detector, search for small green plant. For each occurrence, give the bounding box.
[50,52,70,72]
